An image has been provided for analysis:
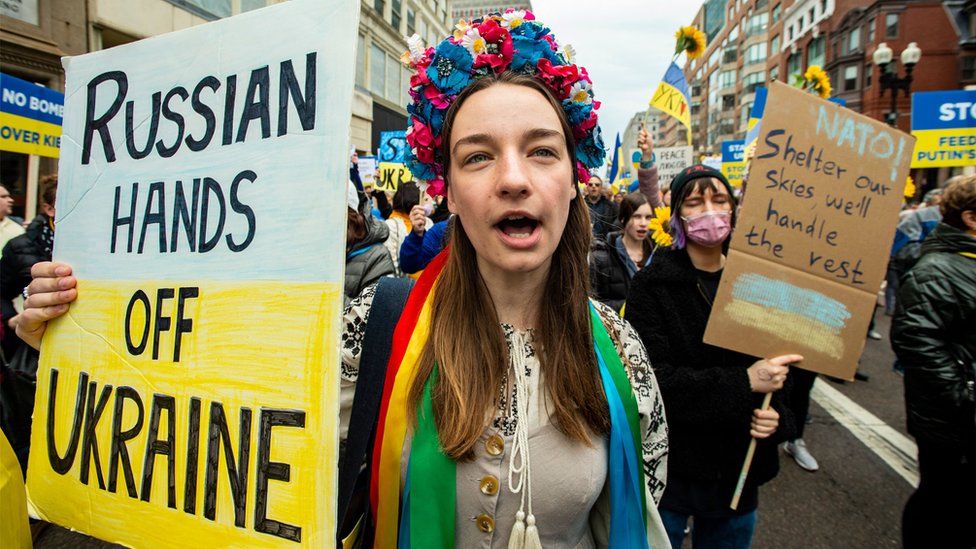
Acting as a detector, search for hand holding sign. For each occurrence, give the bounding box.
[638,123,653,161]
[15,262,77,350]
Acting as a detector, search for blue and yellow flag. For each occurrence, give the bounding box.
[608,132,622,184]
[650,62,692,145]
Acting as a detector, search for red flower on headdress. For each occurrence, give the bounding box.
[542,33,558,52]
[426,177,446,197]
[573,111,599,139]
[473,18,513,72]
[423,85,452,109]
[407,118,440,164]
[536,58,580,99]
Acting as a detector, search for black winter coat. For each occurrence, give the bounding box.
[590,232,649,313]
[1,216,52,323]
[892,223,976,449]
[344,214,395,307]
[586,197,618,241]
[625,248,794,490]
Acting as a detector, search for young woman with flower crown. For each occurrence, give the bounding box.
[18,10,670,549]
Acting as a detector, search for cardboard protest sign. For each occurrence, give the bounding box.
[376,130,412,191]
[0,72,64,157]
[26,0,358,546]
[910,89,976,168]
[358,155,377,186]
[721,139,746,187]
[704,82,914,379]
[651,146,693,187]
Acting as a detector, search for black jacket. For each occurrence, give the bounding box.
[586,197,618,241]
[625,248,794,489]
[344,214,395,307]
[1,216,52,324]
[892,223,976,449]
[590,232,649,313]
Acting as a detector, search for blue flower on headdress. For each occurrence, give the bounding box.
[509,20,544,39]
[406,157,437,181]
[408,98,446,135]
[425,42,473,96]
[510,34,555,72]
[561,99,594,126]
[576,125,606,169]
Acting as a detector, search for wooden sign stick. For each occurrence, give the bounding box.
[730,392,774,510]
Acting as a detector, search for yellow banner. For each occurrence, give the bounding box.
[722,161,746,188]
[910,128,976,168]
[650,82,692,145]
[0,111,61,158]
[28,280,340,547]
[376,162,413,192]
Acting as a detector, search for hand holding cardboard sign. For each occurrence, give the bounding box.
[16,262,77,350]
[746,353,802,393]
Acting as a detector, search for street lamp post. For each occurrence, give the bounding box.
[873,42,922,127]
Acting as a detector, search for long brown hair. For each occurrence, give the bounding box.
[407,72,609,460]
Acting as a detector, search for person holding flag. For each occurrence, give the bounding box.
[649,26,704,146]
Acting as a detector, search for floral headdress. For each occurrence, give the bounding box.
[401,9,606,196]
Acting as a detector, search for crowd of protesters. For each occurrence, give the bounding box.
[2,8,975,549]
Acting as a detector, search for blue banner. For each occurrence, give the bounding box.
[911,90,976,131]
[378,130,408,163]
[0,72,64,126]
[722,139,745,163]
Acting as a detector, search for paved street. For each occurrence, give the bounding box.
[32,308,915,549]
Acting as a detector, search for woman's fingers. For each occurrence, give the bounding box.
[27,275,76,297]
[25,288,77,310]
[30,261,72,279]
[15,304,68,350]
[769,354,804,366]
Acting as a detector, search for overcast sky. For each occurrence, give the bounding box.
[531,0,702,149]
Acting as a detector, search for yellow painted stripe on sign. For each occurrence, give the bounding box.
[27,279,341,547]
[910,128,976,168]
[724,299,845,359]
[0,112,61,158]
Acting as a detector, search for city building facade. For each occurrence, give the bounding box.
[451,0,531,22]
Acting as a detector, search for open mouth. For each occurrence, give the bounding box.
[495,215,540,240]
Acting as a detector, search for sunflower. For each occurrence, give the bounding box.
[648,206,673,247]
[904,175,916,202]
[674,26,707,60]
[793,65,832,99]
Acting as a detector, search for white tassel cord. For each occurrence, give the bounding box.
[506,332,539,549]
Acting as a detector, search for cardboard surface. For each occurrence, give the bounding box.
[704,82,914,378]
[26,1,358,546]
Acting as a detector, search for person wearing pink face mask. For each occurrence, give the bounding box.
[625,164,803,549]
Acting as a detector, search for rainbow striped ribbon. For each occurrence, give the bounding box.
[370,250,648,548]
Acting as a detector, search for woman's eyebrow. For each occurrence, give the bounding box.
[452,133,493,156]
[522,127,563,142]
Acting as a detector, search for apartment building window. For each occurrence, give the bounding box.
[728,24,739,42]
[722,94,736,111]
[807,36,825,67]
[770,34,780,53]
[741,103,752,128]
[723,46,738,64]
[867,17,875,43]
[691,84,703,97]
[843,65,858,91]
[864,63,872,87]
[963,57,976,81]
[808,8,815,26]
[756,0,768,10]
[772,3,781,23]
[407,9,415,35]
[391,0,402,30]
[788,25,794,41]
[719,69,737,89]
[770,65,779,81]
[821,0,827,14]
[375,0,385,16]
[419,19,427,41]
[847,26,861,53]
[743,70,766,94]
[709,47,722,68]
[370,44,386,97]
[787,52,802,75]
[746,13,769,37]
[386,53,400,101]
[886,13,899,38]
[356,34,366,87]
[744,43,767,66]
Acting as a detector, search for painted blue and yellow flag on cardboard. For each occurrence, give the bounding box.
[650,62,692,145]
[0,72,63,158]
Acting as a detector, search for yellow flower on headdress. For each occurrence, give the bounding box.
[904,175,916,202]
[501,9,527,28]
[648,206,673,247]
[674,26,707,60]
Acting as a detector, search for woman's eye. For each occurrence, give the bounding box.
[465,153,490,165]
[532,148,556,158]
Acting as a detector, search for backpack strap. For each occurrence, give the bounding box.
[336,276,414,542]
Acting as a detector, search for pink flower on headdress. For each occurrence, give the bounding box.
[407,118,440,164]
[426,177,446,197]
[572,111,599,140]
[423,85,452,109]
[536,58,579,98]
[411,67,431,88]
[472,18,513,72]
[542,34,558,52]
[576,161,591,183]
